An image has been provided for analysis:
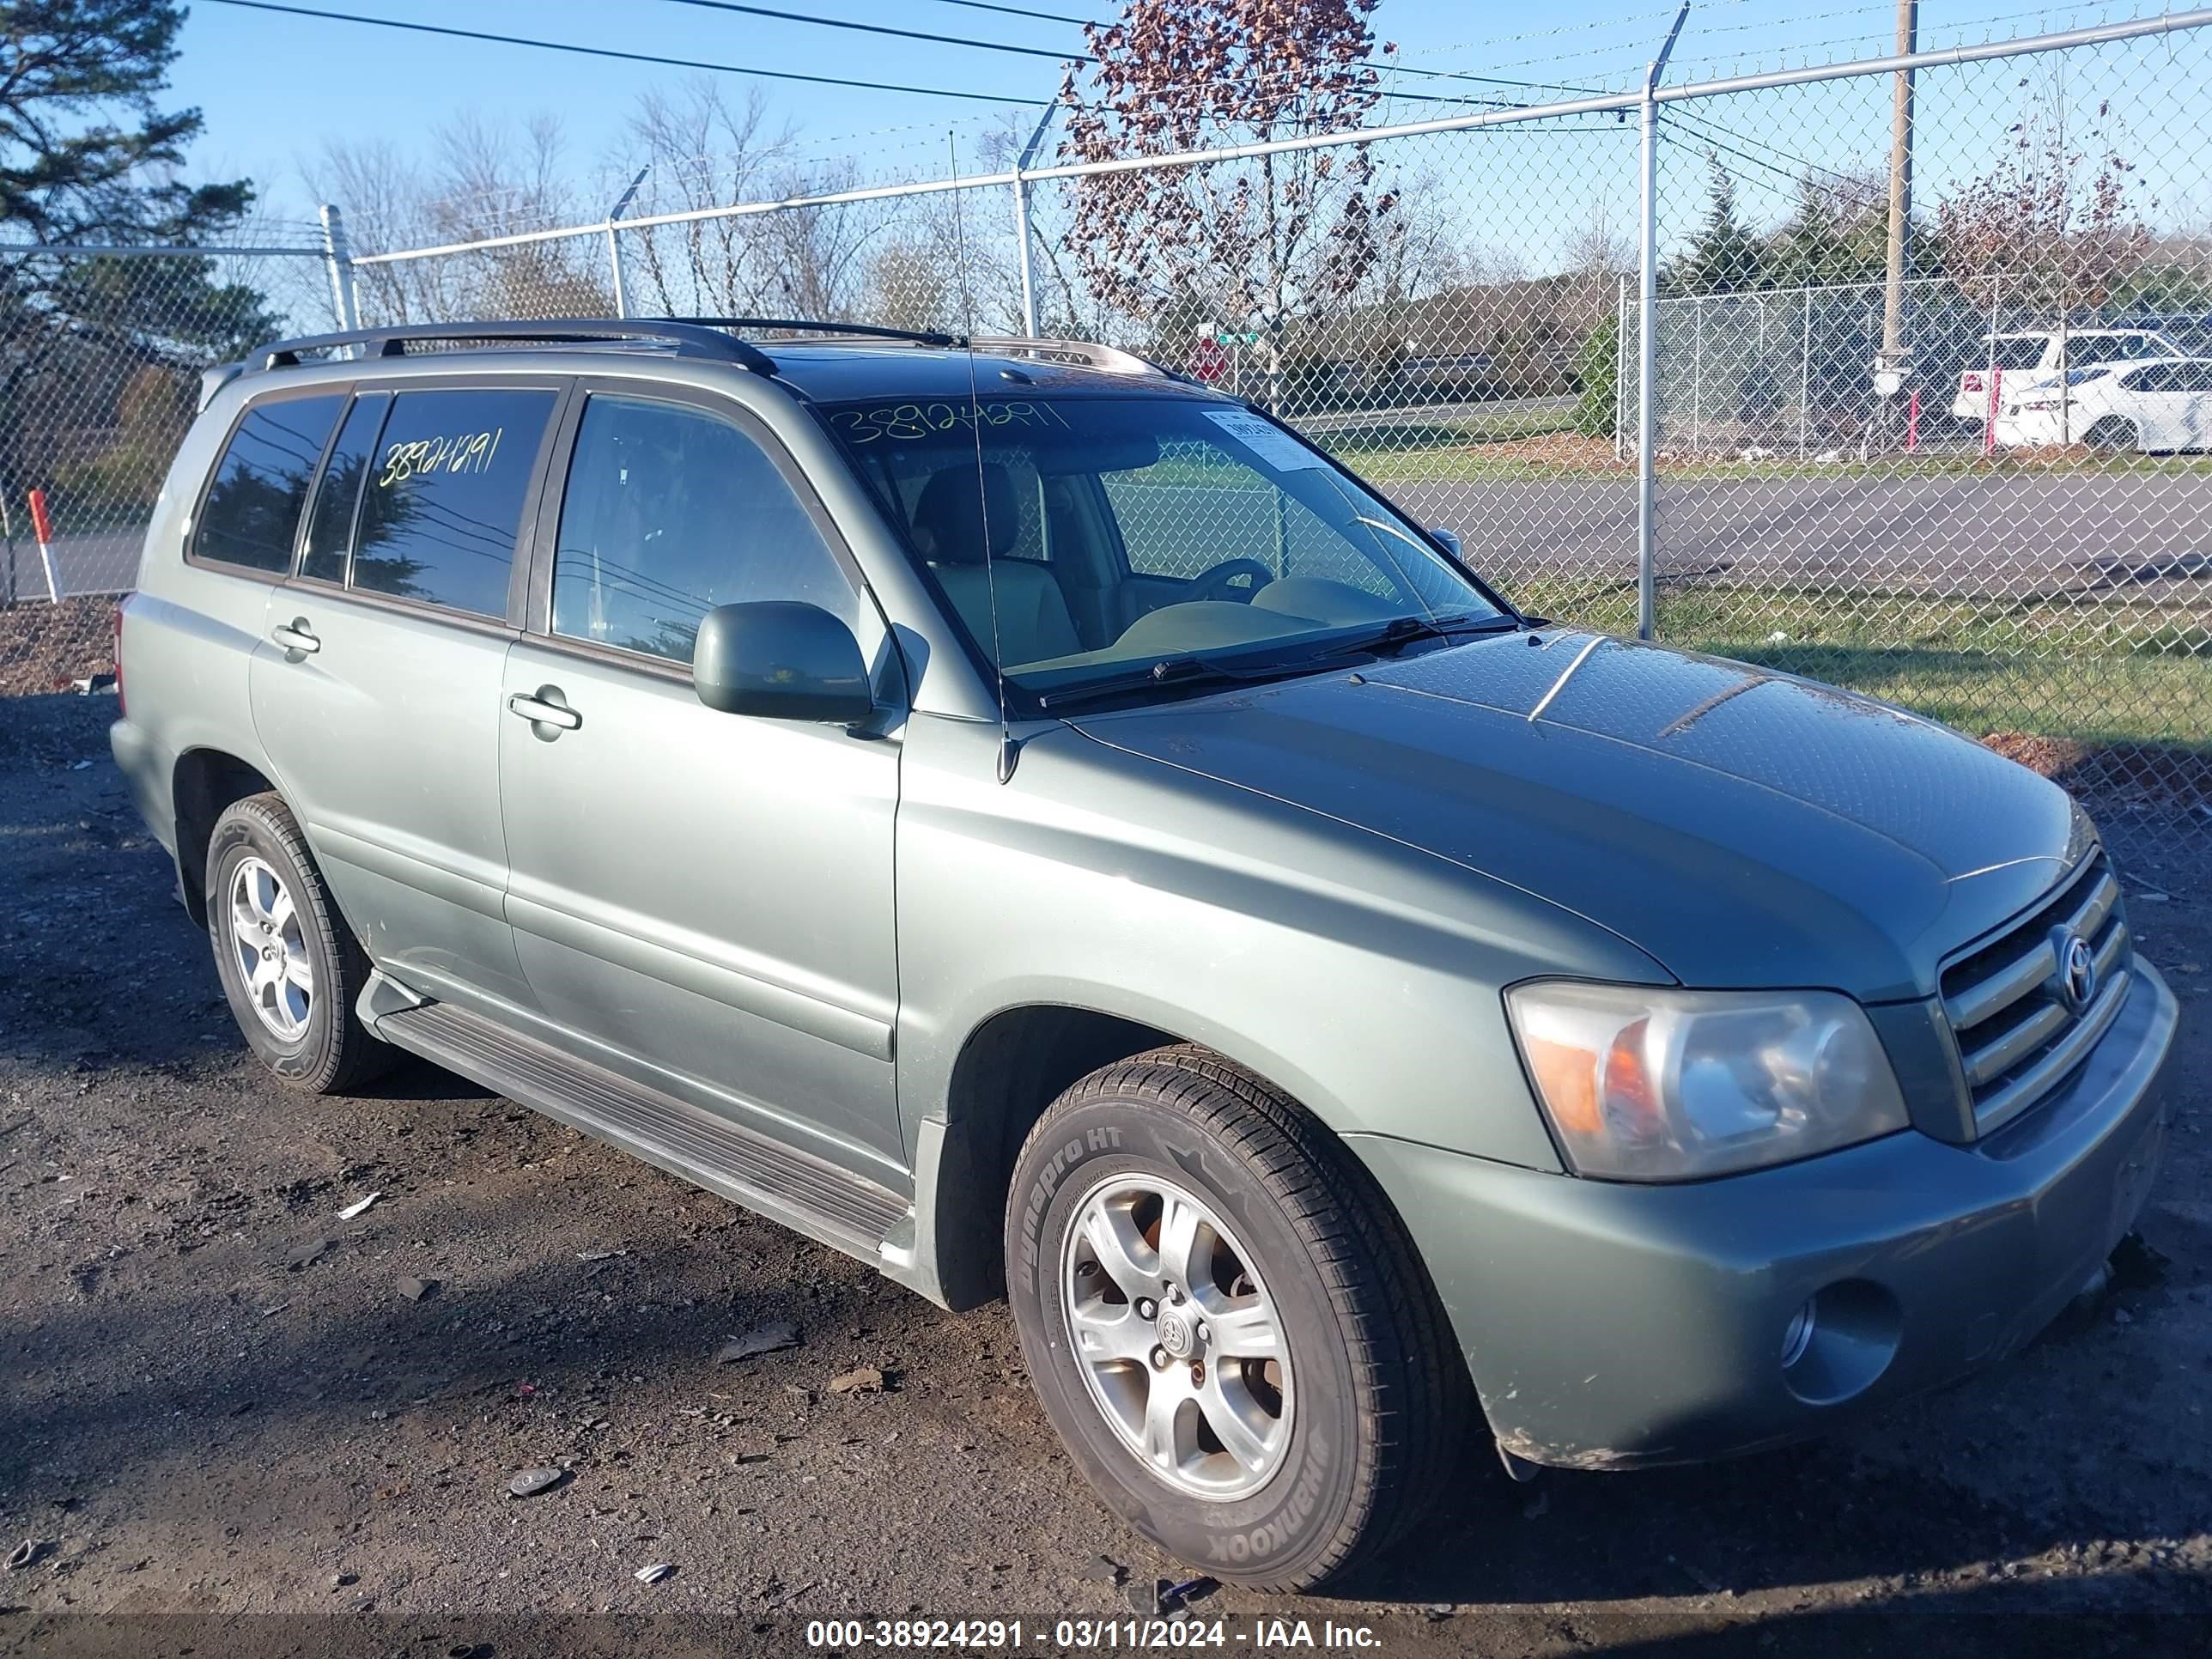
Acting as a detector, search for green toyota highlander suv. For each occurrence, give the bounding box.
[109,319,2175,1589]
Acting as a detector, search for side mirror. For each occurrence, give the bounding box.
[1428,526,1463,558]
[692,601,872,723]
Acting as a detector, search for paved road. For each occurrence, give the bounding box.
[1294,393,1577,435]
[15,471,2212,607]
[1391,470,2212,602]
[3,528,140,602]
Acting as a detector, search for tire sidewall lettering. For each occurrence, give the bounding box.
[1006,1090,1361,1584]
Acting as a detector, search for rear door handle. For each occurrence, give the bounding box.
[270,619,319,655]
[507,690,582,732]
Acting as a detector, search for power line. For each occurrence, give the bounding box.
[205,0,1526,123]
[921,0,1091,22]
[648,0,1082,64]
[200,0,1051,106]
[925,0,1626,105]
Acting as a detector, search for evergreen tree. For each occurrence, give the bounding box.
[0,2,276,522]
[1669,155,1764,295]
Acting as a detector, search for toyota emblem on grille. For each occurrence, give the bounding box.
[2058,933,2098,1014]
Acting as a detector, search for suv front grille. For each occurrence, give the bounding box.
[1940,852,2132,1134]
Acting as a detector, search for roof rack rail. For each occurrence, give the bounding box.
[968,336,1181,380]
[654,315,966,349]
[252,318,778,376]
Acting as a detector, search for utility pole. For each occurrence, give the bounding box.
[1875,0,1918,407]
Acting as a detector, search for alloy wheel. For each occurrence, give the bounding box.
[1060,1171,1293,1501]
[228,854,313,1041]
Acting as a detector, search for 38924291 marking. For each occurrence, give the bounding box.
[830,401,1071,444]
[377,425,506,487]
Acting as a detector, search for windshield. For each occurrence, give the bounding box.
[822,394,1510,713]
[2068,332,2178,369]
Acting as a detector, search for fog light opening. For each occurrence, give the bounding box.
[1778,1279,1903,1407]
[1780,1300,1816,1370]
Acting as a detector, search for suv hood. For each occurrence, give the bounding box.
[1071,631,2087,1002]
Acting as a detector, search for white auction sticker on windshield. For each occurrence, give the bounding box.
[1202,407,1328,471]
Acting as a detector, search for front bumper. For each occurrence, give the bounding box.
[1354,959,2178,1470]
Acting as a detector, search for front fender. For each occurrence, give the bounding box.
[893,715,1674,1172]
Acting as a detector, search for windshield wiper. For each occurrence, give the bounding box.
[1036,654,1286,711]
[1036,615,1520,713]
[1310,611,1521,660]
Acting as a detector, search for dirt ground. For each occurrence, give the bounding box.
[2,693,2209,1658]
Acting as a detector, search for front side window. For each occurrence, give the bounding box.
[352,386,556,618]
[1987,338,2045,372]
[193,393,345,573]
[550,394,858,665]
[823,394,1510,712]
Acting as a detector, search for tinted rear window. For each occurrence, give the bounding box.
[351,386,556,618]
[193,395,345,573]
[300,393,390,585]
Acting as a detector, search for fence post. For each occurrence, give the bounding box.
[1636,3,1689,644]
[318,204,361,332]
[1613,274,1629,461]
[1691,296,1705,454]
[1800,286,1813,453]
[1010,167,1039,337]
[1007,100,1061,338]
[604,167,650,321]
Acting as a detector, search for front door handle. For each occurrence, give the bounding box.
[270,619,320,655]
[507,689,582,732]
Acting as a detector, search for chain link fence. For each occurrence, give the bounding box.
[0,240,337,604]
[0,240,340,693]
[4,13,2207,868]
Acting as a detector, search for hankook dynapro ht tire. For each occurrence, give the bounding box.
[206,793,395,1094]
[1005,1044,1467,1591]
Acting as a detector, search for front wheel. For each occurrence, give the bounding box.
[1005,1046,1468,1590]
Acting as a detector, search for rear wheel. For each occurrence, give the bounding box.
[1005,1045,1468,1590]
[206,793,396,1093]
[2083,415,2139,452]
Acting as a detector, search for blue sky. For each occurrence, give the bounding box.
[167,1,2200,260]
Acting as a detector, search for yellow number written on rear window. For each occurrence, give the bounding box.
[377,427,505,488]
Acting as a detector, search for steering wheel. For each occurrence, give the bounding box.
[1185,557,1277,604]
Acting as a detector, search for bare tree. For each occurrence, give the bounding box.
[1565,200,1634,286]
[615,80,795,315]
[304,115,611,324]
[1057,0,1399,397]
[1936,74,2149,317]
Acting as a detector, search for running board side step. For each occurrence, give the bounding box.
[374,1000,908,1263]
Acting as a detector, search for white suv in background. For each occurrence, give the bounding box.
[1996,356,2212,452]
[1953,327,2182,421]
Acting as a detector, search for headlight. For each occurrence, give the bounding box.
[1505,982,1909,1181]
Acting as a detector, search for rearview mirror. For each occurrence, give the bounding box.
[1035,432,1161,475]
[692,601,872,723]
[1428,526,1463,557]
